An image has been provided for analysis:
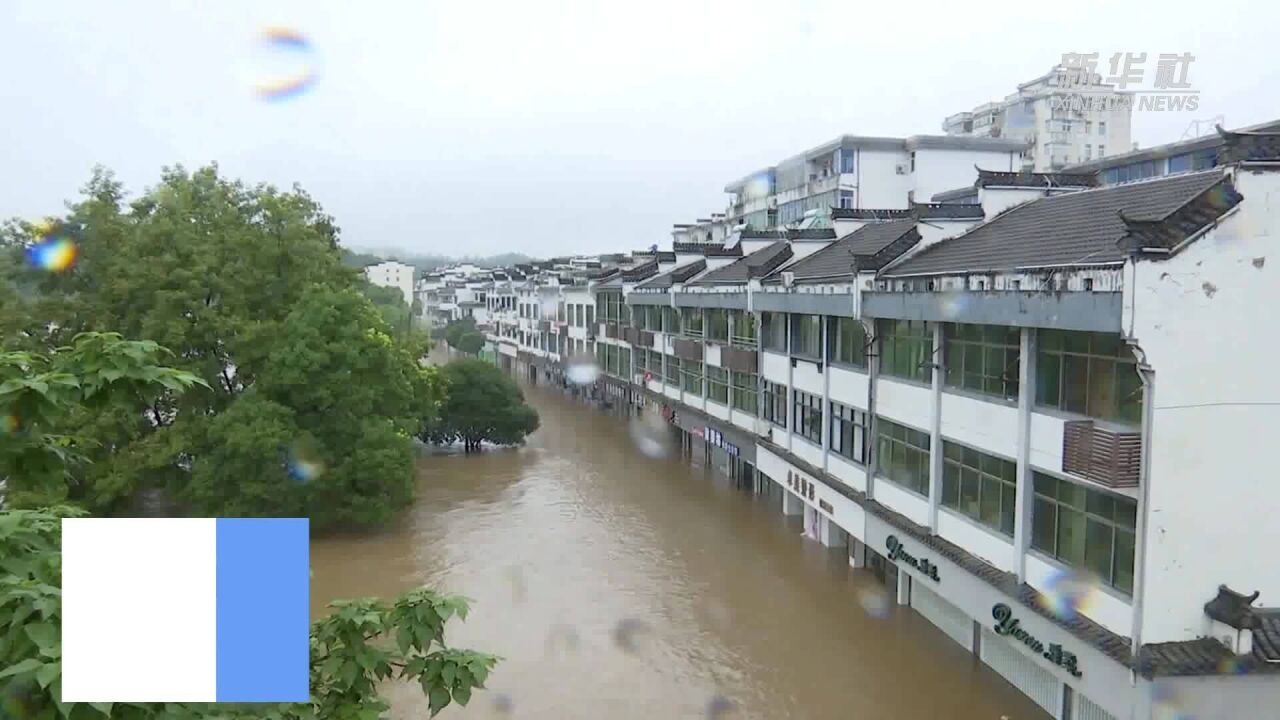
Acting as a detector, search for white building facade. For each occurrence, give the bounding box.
[942,65,1134,172]
[485,129,1280,719]
[363,260,416,306]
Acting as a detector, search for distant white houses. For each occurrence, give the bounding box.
[363,261,416,306]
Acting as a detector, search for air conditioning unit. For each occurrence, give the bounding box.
[781,272,795,288]
[895,164,909,175]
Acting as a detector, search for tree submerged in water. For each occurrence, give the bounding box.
[0,507,499,719]
[421,359,539,453]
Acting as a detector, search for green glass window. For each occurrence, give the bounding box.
[826,317,867,367]
[731,371,758,413]
[730,311,758,347]
[878,319,932,382]
[662,307,681,334]
[1035,330,1142,424]
[682,360,704,394]
[684,308,704,338]
[876,417,931,495]
[1030,472,1137,594]
[941,441,1016,536]
[762,312,787,352]
[665,355,681,385]
[707,366,729,404]
[943,323,1020,400]
[789,314,821,358]
[706,309,729,342]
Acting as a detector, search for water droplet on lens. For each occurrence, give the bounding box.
[546,623,579,656]
[612,618,650,654]
[506,565,526,603]
[706,694,736,718]
[857,587,891,619]
[493,692,514,715]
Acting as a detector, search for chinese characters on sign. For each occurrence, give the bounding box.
[786,470,816,501]
[991,604,1083,678]
[1054,51,1199,112]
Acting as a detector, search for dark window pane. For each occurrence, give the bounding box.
[943,464,960,506]
[1113,530,1136,594]
[1084,518,1114,580]
[1036,354,1061,407]
[1032,498,1057,552]
[1057,507,1086,566]
[980,476,1003,527]
[1062,355,1090,414]
[961,468,981,515]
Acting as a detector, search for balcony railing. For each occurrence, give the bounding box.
[1062,420,1141,488]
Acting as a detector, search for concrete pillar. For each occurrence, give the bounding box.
[863,318,879,501]
[1013,327,1035,582]
[849,538,866,568]
[782,490,804,516]
[927,322,944,533]
[896,568,911,606]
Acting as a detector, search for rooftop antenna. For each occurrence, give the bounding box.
[1181,115,1226,141]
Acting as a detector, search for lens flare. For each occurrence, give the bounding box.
[286,441,324,483]
[253,27,318,101]
[566,355,601,386]
[1217,655,1251,675]
[1,415,18,435]
[25,221,77,273]
[1150,680,1195,720]
[1035,568,1099,622]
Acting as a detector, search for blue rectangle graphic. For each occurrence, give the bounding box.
[216,518,310,702]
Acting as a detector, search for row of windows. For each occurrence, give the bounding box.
[762,381,787,427]
[596,292,627,324]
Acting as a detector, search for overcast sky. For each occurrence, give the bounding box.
[3,0,1276,258]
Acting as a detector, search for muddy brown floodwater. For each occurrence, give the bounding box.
[310,383,1049,719]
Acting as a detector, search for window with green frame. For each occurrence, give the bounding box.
[761,312,787,352]
[707,366,729,404]
[665,355,681,385]
[682,360,704,394]
[762,381,787,426]
[878,319,932,382]
[683,308,704,337]
[1031,472,1136,594]
[789,314,821,358]
[792,390,822,444]
[633,305,651,330]
[943,323,1020,400]
[941,441,1016,536]
[876,417,931,495]
[731,371,758,413]
[619,347,631,378]
[661,307,681,334]
[830,401,868,463]
[826,316,867,367]
[1035,330,1142,424]
[730,310,757,347]
[705,309,729,342]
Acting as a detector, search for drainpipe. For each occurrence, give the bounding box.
[1129,348,1156,678]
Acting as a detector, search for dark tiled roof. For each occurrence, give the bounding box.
[672,242,713,253]
[702,245,744,258]
[689,241,792,285]
[912,202,984,220]
[976,169,1100,188]
[620,260,658,282]
[636,259,707,289]
[1137,614,1280,677]
[933,186,980,203]
[766,219,919,283]
[787,228,838,240]
[885,170,1230,276]
[830,208,913,221]
[742,228,787,239]
[1217,126,1280,163]
[655,251,676,262]
[586,267,619,281]
[1205,586,1263,629]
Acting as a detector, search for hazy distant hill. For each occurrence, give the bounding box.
[341,248,534,272]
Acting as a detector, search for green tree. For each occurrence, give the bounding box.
[0,165,441,524]
[184,286,439,529]
[442,317,476,350]
[0,332,207,509]
[424,359,539,453]
[0,507,498,720]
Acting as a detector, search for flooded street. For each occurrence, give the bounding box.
[310,383,1048,719]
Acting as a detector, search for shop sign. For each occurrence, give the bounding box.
[885,535,940,582]
[991,603,1083,677]
[705,427,740,457]
[786,471,816,501]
